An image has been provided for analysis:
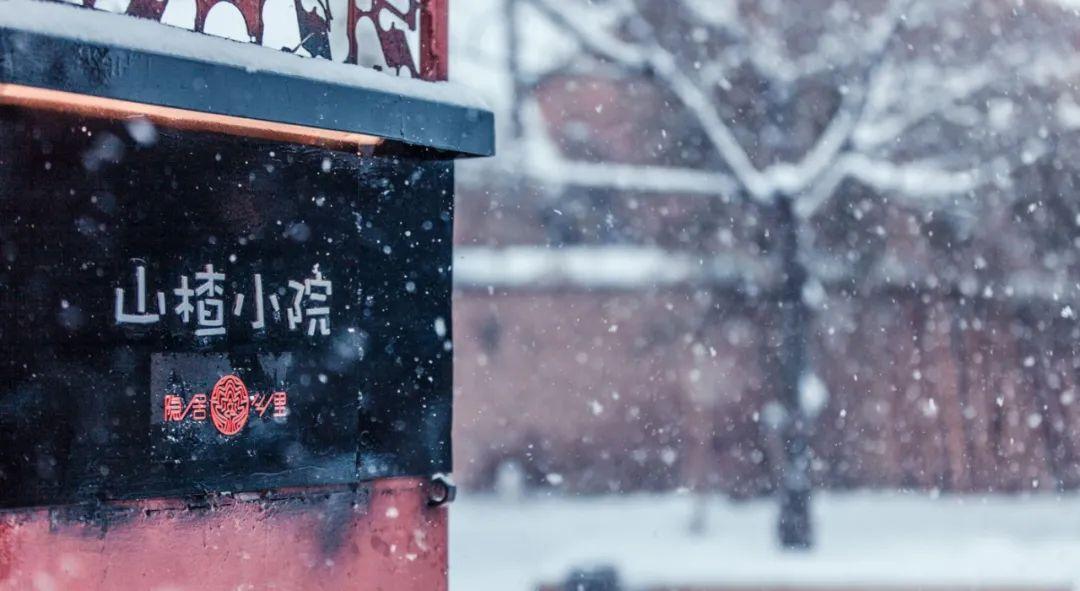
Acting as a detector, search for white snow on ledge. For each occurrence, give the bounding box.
[453,245,772,290]
[0,0,490,112]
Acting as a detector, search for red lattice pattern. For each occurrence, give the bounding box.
[62,0,448,80]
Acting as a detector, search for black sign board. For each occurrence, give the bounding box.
[0,106,454,508]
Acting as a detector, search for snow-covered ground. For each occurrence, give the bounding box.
[451,491,1080,591]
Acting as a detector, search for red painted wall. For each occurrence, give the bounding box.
[0,478,447,591]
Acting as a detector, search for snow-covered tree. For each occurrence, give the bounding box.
[455,0,1080,548]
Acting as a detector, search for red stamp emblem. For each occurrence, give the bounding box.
[163,375,287,435]
[209,375,250,436]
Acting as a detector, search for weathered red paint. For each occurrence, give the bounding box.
[421,0,450,81]
[0,477,447,591]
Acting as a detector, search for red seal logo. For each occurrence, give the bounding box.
[209,375,250,436]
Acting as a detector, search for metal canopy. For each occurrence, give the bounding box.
[0,2,494,157]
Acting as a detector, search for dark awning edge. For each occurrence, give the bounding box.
[0,1,495,157]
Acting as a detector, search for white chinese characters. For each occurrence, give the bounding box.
[288,267,332,336]
[114,262,333,338]
[115,264,164,325]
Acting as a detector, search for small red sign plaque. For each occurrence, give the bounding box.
[163,375,288,437]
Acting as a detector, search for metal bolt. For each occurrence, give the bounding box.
[427,473,456,507]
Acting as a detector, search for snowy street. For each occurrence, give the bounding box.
[452,492,1080,591]
[6,0,1080,589]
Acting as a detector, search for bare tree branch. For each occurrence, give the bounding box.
[498,0,1079,266]
[525,0,917,203]
[513,97,739,198]
[527,0,775,201]
[797,153,985,217]
[777,0,914,197]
